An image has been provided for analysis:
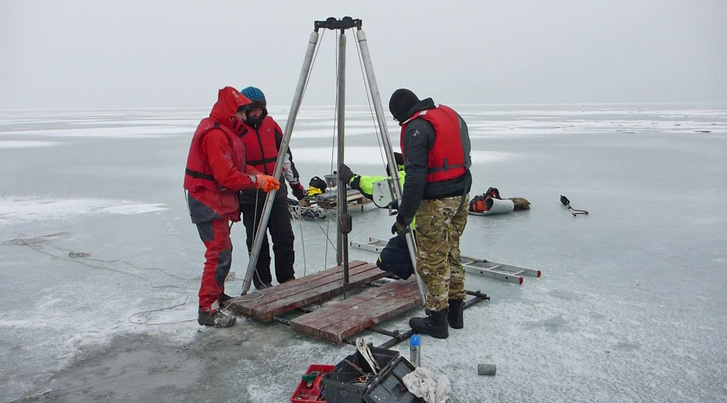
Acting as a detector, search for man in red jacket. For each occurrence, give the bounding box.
[238,86,305,290]
[184,86,280,328]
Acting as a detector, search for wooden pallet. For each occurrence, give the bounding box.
[289,278,422,344]
[226,260,388,322]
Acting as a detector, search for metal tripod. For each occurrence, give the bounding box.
[241,17,426,305]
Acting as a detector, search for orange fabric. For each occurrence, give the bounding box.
[255,174,280,192]
[471,200,487,212]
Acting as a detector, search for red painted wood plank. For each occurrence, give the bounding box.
[319,283,421,343]
[227,260,371,316]
[289,279,423,343]
[226,261,388,322]
[291,279,415,325]
[252,264,386,322]
[269,261,371,295]
[291,283,418,342]
[264,261,382,303]
[249,261,370,305]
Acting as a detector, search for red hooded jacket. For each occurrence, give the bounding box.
[184,87,260,222]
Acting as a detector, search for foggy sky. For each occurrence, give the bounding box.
[1,0,725,109]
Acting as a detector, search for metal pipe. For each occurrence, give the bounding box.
[376,329,415,350]
[464,290,491,309]
[336,32,346,260]
[241,30,320,295]
[356,28,427,305]
[368,326,402,338]
[336,30,350,297]
[271,316,290,326]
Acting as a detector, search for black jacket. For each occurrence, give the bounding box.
[397,98,472,223]
[376,233,414,279]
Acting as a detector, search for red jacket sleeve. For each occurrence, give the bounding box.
[244,165,262,176]
[201,129,257,191]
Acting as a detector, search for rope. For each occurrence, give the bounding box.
[127,287,266,326]
[6,233,195,281]
[288,204,337,266]
[353,35,389,169]
[3,233,155,282]
[2,232,219,326]
[127,296,196,326]
[236,290,265,302]
[297,210,308,277]
[248,191,268,289]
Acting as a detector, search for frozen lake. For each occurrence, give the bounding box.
[1,103,726,402]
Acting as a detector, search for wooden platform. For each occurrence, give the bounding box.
[226,260,423,344]
[227,260,387,323]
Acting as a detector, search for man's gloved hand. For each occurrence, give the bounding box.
[391,215,410,235]
[338,164,356,185]
[255,174,280,192]
[290,179,306,200]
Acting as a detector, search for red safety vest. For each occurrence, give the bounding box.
[241,117,280,175]
[401,105,467,182]
[184,118,246,193]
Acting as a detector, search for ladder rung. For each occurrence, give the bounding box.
[350,238,539,283]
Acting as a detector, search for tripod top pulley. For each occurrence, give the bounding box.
[315,16,362,32]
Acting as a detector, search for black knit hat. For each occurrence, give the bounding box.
[388,88,420,122]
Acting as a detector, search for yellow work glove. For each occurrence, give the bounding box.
[306,187,322,197]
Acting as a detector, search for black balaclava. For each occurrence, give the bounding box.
[388,88,420,123]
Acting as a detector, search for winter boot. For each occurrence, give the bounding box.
[409,308,449,339]
[254,282,273,291]
[198,310,236,328]
[219,293,232,307]
[448,299,464,329]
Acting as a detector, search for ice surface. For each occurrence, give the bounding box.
[1,104,726,402]
[0,197,166,224]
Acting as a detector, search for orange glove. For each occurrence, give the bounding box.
[255,174,280,192]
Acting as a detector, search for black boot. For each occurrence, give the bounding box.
[448,299,464,329]
[198,310,236,328]
[219,293,232,308]
[409,308,449,339]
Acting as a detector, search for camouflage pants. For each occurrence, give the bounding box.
[414,195,468,311]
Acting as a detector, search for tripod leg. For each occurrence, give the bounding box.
[336,30,349,288]
[242,30,321,295]
[356,28,427,306]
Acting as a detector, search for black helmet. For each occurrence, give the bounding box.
[309,176,327,192]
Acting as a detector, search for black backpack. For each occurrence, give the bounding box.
[308,176,327,192]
